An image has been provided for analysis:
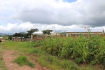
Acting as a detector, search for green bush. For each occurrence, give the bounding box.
[61,60,78,70]
[75,58,83,64]
[13,55,35,68]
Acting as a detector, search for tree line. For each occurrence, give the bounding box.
[8,29,53,40]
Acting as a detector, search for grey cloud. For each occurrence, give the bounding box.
[17,7,79,25]
[16,0,105,27]
[19,9,57,24]
[80,0,105,27]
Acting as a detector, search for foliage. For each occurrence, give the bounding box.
[38,55,79,70]
[0,51,7,70]
[8,35,13,40]
[13,32,29,38]
[41,35,105,68]
[13,55,35,68]
[42,29,53,35]
[27,28,39,35]
[3,34,105,70]
[8,28,39,40]
[1,40,79,70]
[1,41,37,54]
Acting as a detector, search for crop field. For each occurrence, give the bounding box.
[0,34,105,70]
[41,35,105,69]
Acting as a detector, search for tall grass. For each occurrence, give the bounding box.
[1,35,104,70]
[38,54,79,70]
[41,35,105,67]
[13,55,35,68]
[1,41,40,54]
[1,40,80,70]
[0,51,7,70]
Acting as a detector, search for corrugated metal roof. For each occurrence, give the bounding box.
[33,31,43,35]
[66,29,104,32]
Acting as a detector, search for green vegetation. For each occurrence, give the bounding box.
[2,41,37,53]
[1,34,105,70]
[13,55,35,68]
[38,55,79,70]
[42,29,53,35]
[0,51,7,70]
[41,35,105,67]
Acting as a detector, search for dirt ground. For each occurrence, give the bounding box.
[2,50,50,70]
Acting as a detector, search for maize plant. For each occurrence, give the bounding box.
[41,35,105,67]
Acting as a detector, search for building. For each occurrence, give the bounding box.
[32,31,60,41]
[63,29,104,37]
[51,31,60,36]
[32,31,44,41]
[12,37,25,41]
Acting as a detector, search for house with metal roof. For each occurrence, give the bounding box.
[63,28,104,37]
[32,31,60,40]
[31,31,43,41]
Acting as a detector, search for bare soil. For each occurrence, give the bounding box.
[2,50,50,70]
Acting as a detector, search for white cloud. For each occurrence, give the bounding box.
[12,0,105,27]
[0,0,105,33]
[0,22,104,34]
[0,23,34,33]
[0,22,81,33]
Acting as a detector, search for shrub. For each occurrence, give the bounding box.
[61,60,78,70]
[13,55,35,68]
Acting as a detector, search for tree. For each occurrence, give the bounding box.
[8,35,13,40]
[27,28,39,35]
[13,32,25,37]
[42,29,53,35]
[27,28,39,40]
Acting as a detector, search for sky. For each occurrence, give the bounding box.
[0,0,105,34]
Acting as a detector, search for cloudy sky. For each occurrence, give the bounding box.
[0,0,105,33]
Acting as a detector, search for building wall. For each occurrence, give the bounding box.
[32,35,44,41]
[51,32,60,36]
[12,37,29,42]
[66,32,104,37]
[32,34,61,41]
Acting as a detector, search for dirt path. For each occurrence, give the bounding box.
[2,50,49,70]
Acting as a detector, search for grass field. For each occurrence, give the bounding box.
[0,48,7,70]
[0,35,104,70]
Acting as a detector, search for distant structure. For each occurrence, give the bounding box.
[51,31,60,36]
[32,31,43,41]
[0,37,6,41]
[12,37,25,42]
[31,31,60,41]
[62,28,104,37]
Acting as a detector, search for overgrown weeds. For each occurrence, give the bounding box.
[13,55,35,68]
[38,54,79,70]
[41,35,105,68]
[0,51,7,70]
[2,35,105,70]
